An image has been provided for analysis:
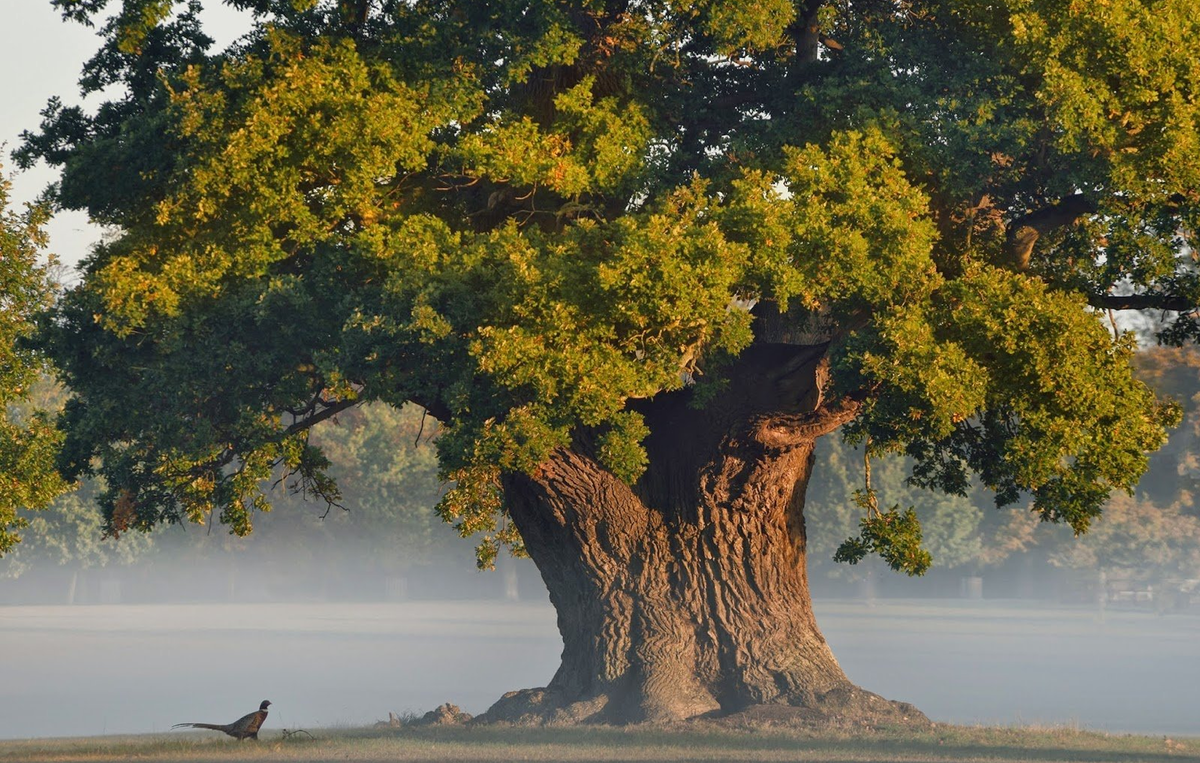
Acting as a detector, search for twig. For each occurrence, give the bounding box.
[415,406,428,447]
[861,438,880,519]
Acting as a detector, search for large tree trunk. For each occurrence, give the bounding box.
[482,344,926,725]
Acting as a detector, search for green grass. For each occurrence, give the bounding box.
[1,724,1197,763]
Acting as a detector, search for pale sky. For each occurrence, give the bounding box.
[2,1,248,273]
[2,1,105,271]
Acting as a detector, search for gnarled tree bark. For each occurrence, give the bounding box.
[481,344,926,725]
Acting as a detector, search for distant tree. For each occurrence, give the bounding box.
[0,479,153,602]
[1036,349,1200,604]
[140,402,450,597]
[1131,347,1200,509]
[0,169,67,555]
[1048,492,1200,600]
[303,403,447,567]
[20,0,1199,724]
[244,402,457,588]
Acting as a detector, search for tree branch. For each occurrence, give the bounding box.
[1004,194,1097,270]
[408,393,451,422]
[1089,292,1198,312]
[752,394,863,450]
[281,399,359,438]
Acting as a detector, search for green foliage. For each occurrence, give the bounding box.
[843,265,1180,534]
[434,463,512,569]
[834,506,932,577]
[596,411,651,486]
[727,126,941,315]
[0,171,68,555]
[18,0,1198,571]
[457,77,652,198]
[809,344,1200,582]
[1003,0,1200,195]
[673,0,795,55]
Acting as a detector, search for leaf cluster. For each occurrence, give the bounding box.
[843,265,1181,534]
[834,505,932,577]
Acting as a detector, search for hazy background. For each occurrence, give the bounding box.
[2,0,1198,745]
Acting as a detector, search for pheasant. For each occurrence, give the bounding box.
[172,700,271,741]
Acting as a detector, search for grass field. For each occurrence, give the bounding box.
[1,724,1197,763]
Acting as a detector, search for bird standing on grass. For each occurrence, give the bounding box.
[172,700,271,741]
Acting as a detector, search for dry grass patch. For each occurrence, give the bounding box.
[1,724,1197,763]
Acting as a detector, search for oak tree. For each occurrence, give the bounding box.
[19,0,1200,723]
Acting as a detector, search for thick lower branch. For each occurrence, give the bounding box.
[1004,194,1097,270]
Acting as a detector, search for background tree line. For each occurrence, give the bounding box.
[6,346,1200,607]
[0,399,499,603]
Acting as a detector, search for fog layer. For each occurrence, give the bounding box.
[1,576,1196,740]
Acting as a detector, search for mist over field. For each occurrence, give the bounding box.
[5,375,1199,743]
[1,552,1197,742]
[3,397,1199,742]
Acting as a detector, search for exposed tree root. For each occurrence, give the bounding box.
[477,685,929,730]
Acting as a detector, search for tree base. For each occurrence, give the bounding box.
[478,685,930,729]
[708,687,930,732]
[479,688,612,725]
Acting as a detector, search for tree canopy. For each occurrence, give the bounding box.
[0,170,67,555]
[16,0,1199,570]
